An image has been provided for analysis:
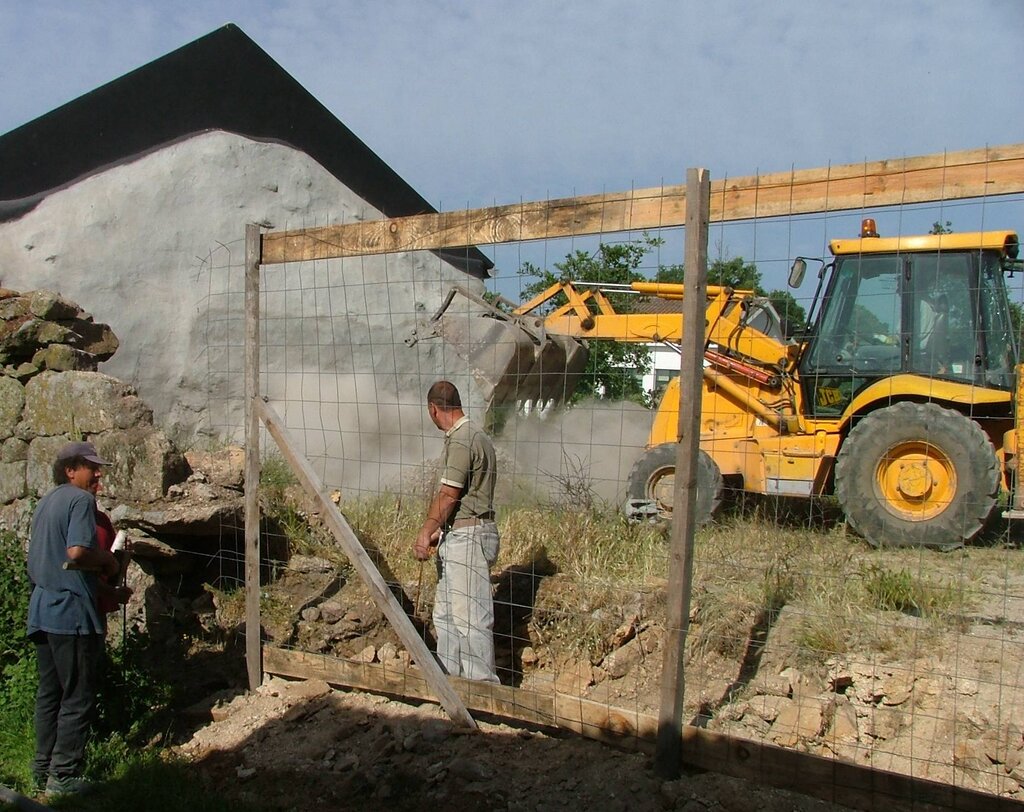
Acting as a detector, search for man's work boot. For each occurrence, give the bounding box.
[45,774,96,797]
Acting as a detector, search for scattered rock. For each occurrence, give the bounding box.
[658,779,688,807]
[825,699,859,744]
[0,378,25,438]
[353,644,377,663]
[555,659,594,693]
[770,699,823,747]
[879,672,915,706]
[778,667,817,698]
[748,694,791,724]
[981,723,1023,766]
[448,755,493,782]
[319,600,344,624]
[289,554,336,574]
[866,707,906,741]
[752,673,792,698]
[601,638,644,680]
[184,445,245,489]
[420,721,451,744]
[190,482,219,501]
[610,614,639,648]
[825,659,854,694]
[955,739,1005,794]
[32,343,97,372]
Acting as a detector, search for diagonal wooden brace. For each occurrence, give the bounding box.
[254,397,476,729]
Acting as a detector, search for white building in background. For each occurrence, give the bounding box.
[641,343,683,404]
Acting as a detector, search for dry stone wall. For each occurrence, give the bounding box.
[0,287,186,533]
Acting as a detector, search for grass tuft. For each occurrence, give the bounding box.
[860,563,964,617]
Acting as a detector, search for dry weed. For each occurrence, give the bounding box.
[251,490,986,673]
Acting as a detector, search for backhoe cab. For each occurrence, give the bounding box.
[790,221,1019,549]
[419,221,1022,550]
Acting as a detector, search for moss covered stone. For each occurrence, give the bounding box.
[32,344,98,372]
[0,376,24,439]
[0,460,27,503]
[28,290,80,321]
[23,371,152,436]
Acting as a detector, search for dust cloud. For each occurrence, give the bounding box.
[273,370,655,516]
[494,398,653,509]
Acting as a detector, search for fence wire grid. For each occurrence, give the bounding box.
[195,165,1024,803]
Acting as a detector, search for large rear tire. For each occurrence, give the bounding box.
[834,403,999,550]
[625,443,722,527]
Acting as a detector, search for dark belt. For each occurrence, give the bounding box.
[450,513,495,530]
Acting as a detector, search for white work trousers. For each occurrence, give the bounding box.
[434,522,500,683]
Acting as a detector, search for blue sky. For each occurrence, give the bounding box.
[2,0,1023,293]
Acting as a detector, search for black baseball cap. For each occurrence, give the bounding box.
[56,441,111,466]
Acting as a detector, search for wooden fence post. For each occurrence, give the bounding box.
[244,223,263,692]
[655,168,710,777]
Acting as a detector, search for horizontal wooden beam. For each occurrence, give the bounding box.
[264,645,1018,812]
[260,143,1024,264]
[264,645,556,732]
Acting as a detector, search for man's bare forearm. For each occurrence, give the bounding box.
[422,488,460,534]
[414,485,461,560]
[67,545,119,578]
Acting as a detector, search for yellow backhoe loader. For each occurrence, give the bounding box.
[414,220,1022,550]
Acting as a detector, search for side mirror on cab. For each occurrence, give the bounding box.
[789,258,807,289]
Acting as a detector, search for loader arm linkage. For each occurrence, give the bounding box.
[418,279,798,417]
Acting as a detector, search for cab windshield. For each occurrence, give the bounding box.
[800,248,1016,414]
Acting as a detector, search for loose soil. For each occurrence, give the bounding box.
[163,537,1024,810]
[179,676,846,812]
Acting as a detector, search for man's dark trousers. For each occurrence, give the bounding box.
[32,632,102,779]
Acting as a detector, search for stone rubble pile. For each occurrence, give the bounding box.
[518,608,1024,800]
[0,287,119,377]
[704,656,1024,797]
[0,288,189,533]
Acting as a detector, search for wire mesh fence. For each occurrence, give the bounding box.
[198,147,1024,804]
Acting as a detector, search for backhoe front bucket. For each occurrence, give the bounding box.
[526,333,589,405]
[418,286,589,411]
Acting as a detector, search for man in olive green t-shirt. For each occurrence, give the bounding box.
[414,380,500,682]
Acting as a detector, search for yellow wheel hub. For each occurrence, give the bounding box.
[649,468,675,514]
[876,441,956,521]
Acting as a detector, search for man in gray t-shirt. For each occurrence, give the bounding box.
[27,441,120,797]
[414,381,500,682]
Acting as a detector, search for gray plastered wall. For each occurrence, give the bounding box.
[0,132,490,495]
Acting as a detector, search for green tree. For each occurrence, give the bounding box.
[655,255,760,289]
[519,237,661,405]
[768,289,808,337]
